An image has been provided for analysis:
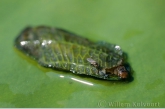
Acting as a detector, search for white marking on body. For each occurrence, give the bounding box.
[87,58,97,65]
[20,41,28,45]
[34,40,40,44]
[115,45,121,50]
[48,40,52,44]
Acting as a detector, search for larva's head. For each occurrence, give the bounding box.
[115,66,129,79]
[87,58,130,80]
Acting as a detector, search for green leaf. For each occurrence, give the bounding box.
[0,0,164,108]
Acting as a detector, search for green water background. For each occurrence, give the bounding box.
[0,0,165,107]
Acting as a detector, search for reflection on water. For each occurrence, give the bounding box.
[71,78,93,86]
[59,75,64,78]
[59,74,93,86]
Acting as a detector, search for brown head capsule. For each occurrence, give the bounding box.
[114,66,129,79]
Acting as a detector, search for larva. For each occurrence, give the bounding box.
[15,26,129,80]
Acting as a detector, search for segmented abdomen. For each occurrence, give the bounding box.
[38,41,106,76]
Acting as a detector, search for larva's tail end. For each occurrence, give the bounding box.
[14,27,32,49]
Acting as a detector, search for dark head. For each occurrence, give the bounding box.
[116,66,129,79]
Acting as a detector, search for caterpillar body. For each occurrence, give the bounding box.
[15,26,129,80]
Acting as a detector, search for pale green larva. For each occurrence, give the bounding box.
[14,26,129,80]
